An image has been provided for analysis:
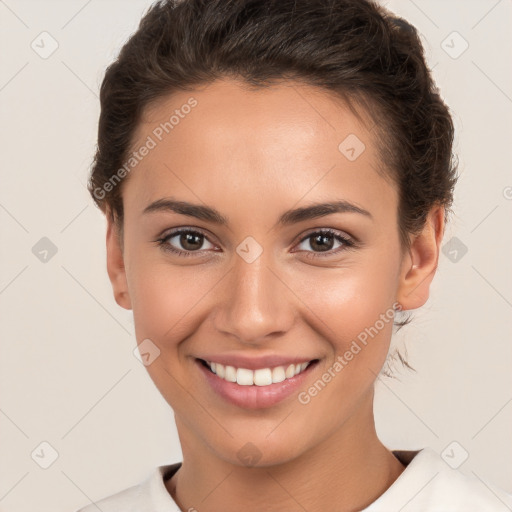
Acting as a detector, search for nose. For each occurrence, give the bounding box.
[212,251,295,346]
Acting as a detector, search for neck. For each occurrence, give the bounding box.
[166,390,405,512]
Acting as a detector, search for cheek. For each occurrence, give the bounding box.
[288,257,399,351]
[126,259,218,407]
[285,256,400,417]
[289,280,396,435]
[128,260,210,344]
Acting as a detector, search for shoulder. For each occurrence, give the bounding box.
[73,463,181,512]
[75,482,143,512]
[365,447,512,511]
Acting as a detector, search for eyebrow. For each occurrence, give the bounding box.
[142,198,373,226]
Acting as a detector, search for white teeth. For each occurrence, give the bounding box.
[271,366,286,383]
[205,360,313,386]
[285,364,295,379]
[236,368,254,386]
[254,368,272,386]
[225,365,237,382]
[216,363,225,379]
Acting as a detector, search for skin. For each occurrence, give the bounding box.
[105,78,444,511]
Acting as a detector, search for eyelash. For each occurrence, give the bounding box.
[155,227,356,259]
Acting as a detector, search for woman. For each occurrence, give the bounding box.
[77,0,512,510]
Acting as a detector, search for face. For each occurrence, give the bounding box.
[106,78,442,467]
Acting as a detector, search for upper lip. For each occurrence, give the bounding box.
[196,353,319,370]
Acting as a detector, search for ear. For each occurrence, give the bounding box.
[106,213,132,310]
[396,205,445,311]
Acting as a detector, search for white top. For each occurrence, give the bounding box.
[75,448,512,511]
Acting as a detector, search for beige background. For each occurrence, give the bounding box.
[0,1,511,511]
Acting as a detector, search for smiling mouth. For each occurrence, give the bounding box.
[197,358,319,386]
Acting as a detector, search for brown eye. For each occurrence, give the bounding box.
[308,232,336,252]
[295,229,355,258]
[178,232,204,251]
[158,229,216,256]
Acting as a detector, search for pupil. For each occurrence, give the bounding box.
[311,233,333,252]
[181,233,202,250]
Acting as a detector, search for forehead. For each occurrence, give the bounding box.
[124,78,396,224]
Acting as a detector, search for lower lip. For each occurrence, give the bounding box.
[197,359,318,410]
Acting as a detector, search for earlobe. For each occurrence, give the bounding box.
[106,215,132,310]
[396,206,445,311]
